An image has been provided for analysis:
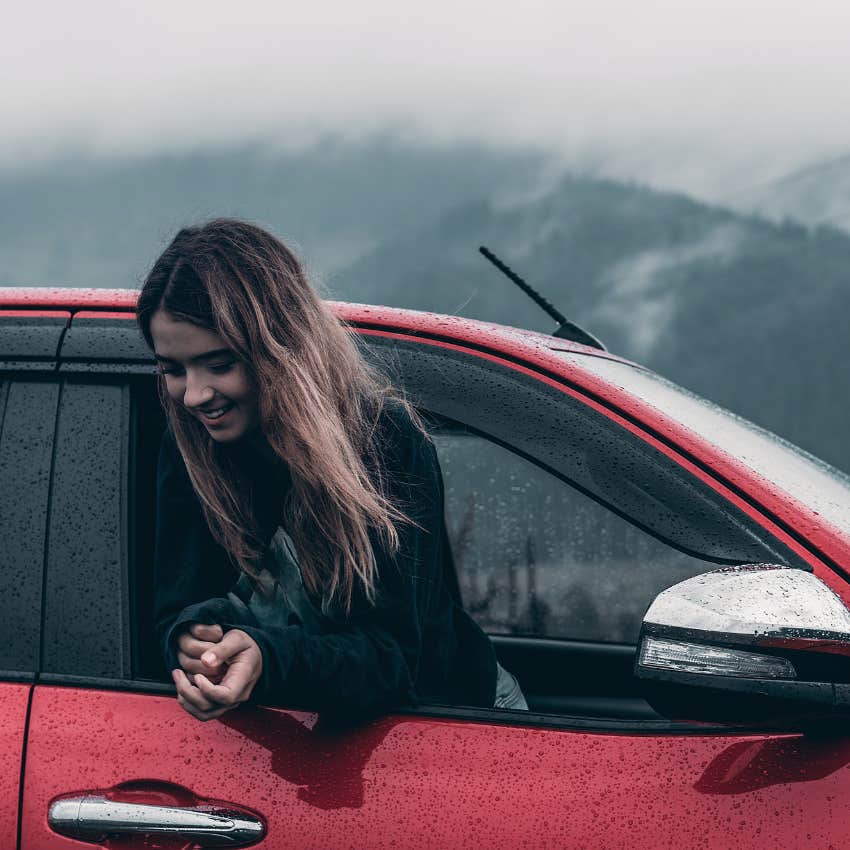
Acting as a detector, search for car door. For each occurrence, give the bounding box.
[19,311,850,849]
[0,310,66,849]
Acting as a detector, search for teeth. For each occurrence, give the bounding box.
[203,406,231,419]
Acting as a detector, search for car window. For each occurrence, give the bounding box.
[0,377,60,673]
[435,429,728,644]
[41,379,130,679]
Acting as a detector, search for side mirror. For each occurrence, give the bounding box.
[635,564,850,726]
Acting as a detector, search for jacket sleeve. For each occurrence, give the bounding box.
[152,427,240,672]
[237,408,446,716]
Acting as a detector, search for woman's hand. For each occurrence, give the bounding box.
[172,628,264,722]
[176,623,226,684]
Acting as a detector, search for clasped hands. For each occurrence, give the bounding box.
[172,623,263,721]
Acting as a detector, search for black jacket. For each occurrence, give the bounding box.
[152,402,497,716]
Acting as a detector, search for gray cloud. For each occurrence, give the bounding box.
[4,0,850,196]
[591,224,745,357]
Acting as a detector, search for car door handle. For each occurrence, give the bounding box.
[48,794,265,847]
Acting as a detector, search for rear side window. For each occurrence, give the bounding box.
[0,378,60,674]
[41,379,130,679]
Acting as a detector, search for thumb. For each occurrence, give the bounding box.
[201,629,254,667]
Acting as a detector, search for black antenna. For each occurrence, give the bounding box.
[478,246,606,351]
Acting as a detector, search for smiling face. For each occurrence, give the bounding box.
[150,309,261,443]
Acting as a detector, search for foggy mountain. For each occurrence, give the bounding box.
[2,148,849,474]
[334,175,850,474]
[0,143,546,289]
[727,153,850,233]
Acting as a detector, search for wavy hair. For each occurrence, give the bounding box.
[137,219,422,613]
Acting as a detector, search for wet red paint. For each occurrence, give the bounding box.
[0,310,70,319]
[72,311,137,320]
[0,684,31,849]
[0,288,138,310]
[21,686,850,850]
[694,736,850,795]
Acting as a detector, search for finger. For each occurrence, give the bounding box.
[177,651,224,677]
[176,680,218,713]
[195,664,255,707]
[177,633,220,659]
[176,692,232,722]
[199,629,255,668]
[177,652,224,685]
[171,668,220,713]
[177,652,206,673]
[181,664,225,687]
[178,664,225,687]
[190,623,224,642]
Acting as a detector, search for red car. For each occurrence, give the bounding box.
[2,286,850,849]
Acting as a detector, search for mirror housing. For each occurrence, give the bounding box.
[635,564,850,726]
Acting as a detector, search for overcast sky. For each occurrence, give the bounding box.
[5,0,850,197]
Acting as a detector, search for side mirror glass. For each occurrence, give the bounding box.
[635,564,850,726]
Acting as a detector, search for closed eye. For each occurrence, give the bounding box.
[158,361,235,377]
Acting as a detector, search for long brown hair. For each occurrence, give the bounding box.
[137,219,422,613]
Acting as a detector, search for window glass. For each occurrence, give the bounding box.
[436,431,736,644]
[42,381,129,679]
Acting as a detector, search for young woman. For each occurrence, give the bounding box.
[137,219,527,722]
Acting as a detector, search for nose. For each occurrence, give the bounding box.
[183,370,215,409]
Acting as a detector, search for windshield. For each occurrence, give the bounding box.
[556,353,850,535]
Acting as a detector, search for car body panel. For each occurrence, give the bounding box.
[0,683,31,849]
[21,686,850,850]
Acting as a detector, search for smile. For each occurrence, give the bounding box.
[197,403,235,422]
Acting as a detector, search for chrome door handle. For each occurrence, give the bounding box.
[48,794,265,847]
